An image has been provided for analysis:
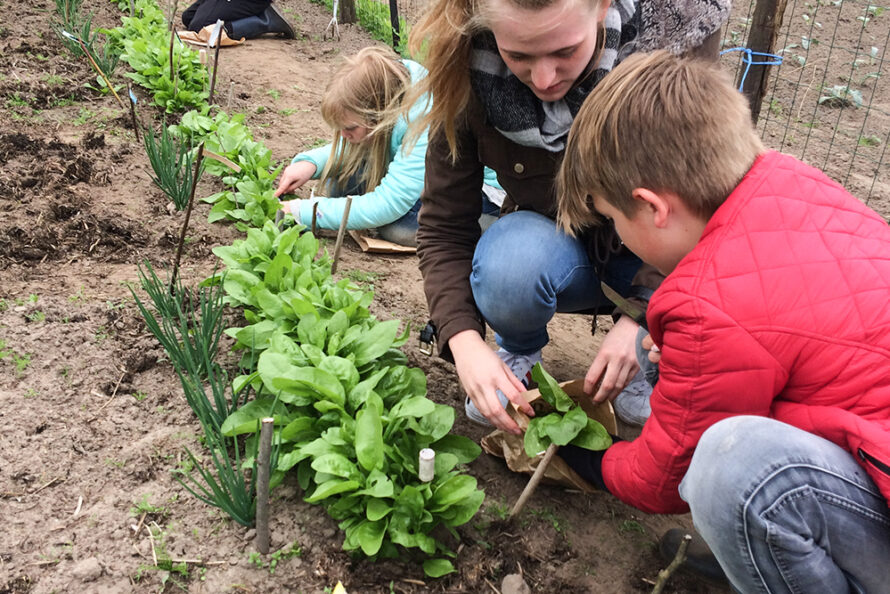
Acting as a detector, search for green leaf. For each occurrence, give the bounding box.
[311,453,358,479]
[220,398,288,436]
[357,469,394,498]
[305,479,360,503]
[431,475,479,509]
[355,519,387,556]
[570,418,613,451]
[431,434,482,464]
[389,396,436,420]
[531,363,575,412]
[543,406,588,446]
[355,407,384,471]
[423,559,456,578]
[348,319,401,366]
[366,497,392,521]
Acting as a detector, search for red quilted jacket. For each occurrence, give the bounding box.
[602,151,890,514]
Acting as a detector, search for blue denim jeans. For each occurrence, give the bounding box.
[377,199,420,247]
[471,210,641,354]
[680,416,890,594]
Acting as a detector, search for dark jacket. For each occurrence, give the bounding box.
[416,95,661,359]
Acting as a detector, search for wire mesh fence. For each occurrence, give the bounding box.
[721,0,889,220]
[374,0,889,219]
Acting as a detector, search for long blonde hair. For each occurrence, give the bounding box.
[318,46,411,194]
[404,0,608,161]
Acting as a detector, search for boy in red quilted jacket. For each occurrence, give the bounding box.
[556,50,890,591]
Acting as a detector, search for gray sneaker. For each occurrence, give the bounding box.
[465,348,543,426]
[612,370,652,426]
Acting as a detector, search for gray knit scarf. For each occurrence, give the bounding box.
[469,0,730,152]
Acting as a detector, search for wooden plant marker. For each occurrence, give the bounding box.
[330,196,353,274]
[255,417,275,554]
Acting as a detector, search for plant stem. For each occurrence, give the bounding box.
[171,142,205,290]
[255,417,275,554]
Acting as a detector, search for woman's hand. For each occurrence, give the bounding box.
[585,315,641,403]
[274,161,317,198]
[449,330,534,435]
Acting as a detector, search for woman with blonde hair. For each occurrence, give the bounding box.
[275,45,500,247]
[405,0,730,431]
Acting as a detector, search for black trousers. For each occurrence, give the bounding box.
[182,0,272,32]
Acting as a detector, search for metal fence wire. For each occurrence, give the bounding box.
[381,0,889,219]
[721,0,889,220]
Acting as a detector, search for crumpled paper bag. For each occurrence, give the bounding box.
[480,379,617,494]
[178,25,245,47]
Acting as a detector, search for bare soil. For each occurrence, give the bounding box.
[6,1,867,593]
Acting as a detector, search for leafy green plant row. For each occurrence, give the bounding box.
[106,0,208,112]
[210,221,483,576]
[112,0,483,576]
[173,110,283,230]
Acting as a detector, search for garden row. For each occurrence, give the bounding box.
[53,0,484,577]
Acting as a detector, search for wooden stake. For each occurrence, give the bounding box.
[127,83,140,141]
[168,1,179,83]
[651,533,692,594]
[171,142,205,290]
[207,20,225,106]
[62,31,124,108]
[254,417,275,555]
[510,442,558,518]
[330,196,353,274]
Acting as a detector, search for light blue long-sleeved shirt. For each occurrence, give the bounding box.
[292,60,500,230]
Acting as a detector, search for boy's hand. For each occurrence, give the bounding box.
[449,330,534,435]
[641,333,661,364]
[274,161,317,198]
[586,315,641,403]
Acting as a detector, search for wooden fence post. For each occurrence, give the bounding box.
[340,0,356,24]
[740,0,788,123]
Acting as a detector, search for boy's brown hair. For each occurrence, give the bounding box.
[557,51,764,234]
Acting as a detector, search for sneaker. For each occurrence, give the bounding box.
[612,370,652,426]
[465,348,543,426]
[658,528,729,585]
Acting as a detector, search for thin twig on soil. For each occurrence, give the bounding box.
[97,367,128,412]
[483,577,501,593]
[132,511,147,537]
[651,533,692,594]
[32,477,64,494]
[510,442,558,518]
[72,495,83,516]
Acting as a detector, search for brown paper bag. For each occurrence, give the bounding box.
[480,379,617,494]
[348,230,416,254]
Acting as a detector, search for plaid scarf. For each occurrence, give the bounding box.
[469,0,729,152]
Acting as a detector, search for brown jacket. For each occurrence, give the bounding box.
[416,95,662,359]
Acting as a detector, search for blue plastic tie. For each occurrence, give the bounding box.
[129,87,138,105]
[720,47,784,91]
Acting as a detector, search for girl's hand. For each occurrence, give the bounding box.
[275,161,317,198]
[449,330,534,435]
[585,315,641,403]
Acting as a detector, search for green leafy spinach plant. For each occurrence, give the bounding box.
[523,364,612,458]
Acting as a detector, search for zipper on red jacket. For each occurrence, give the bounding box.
[858,448,890,477]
